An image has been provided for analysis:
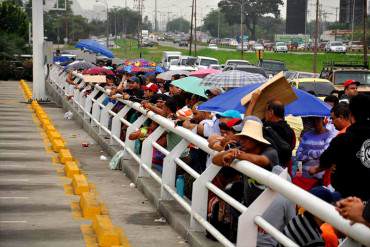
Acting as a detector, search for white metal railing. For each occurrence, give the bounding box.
[48,64,370,247]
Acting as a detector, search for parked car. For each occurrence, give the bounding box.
[179,39,188,47]
[253,43,264,51]
[273,42,288,53]
[349,41,363,52]
[290,78,335,97]
[142,39,158,47]
[208,44,218,50]
[168,56,197,71]
[320,61,370,94]
[257,60,288,76]
[236,42,249,51]
[224,59,251,67]
[161,51,182,69]
[195,56,219,70]
[284,71,319,81]
[223,64,268,78]
[325,41,347,54]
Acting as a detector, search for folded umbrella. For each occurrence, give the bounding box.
[171,76,210,98]
[156,70,190,81]
[198,84,331,117]
[190,68,222,78]
[200,70,267,88]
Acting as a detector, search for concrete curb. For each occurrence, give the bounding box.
[46,82,222,247]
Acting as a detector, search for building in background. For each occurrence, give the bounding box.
[286,0,308,34]
[339,0,365,25]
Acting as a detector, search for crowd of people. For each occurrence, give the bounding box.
[65,61,370,246]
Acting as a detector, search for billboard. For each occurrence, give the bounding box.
[286,0,307,34]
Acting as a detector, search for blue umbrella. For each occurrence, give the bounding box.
[198,83,331,117]
[75,39,114,58]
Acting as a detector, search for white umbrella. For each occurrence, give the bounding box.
[156,70,190,81]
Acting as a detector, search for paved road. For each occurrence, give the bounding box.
[0,81,85,247]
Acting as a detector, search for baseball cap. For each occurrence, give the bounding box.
[310,186,341,204]
[343,79,360,88]
[143,83,159,93]
[216,110,242,119]
[127,76,140,84]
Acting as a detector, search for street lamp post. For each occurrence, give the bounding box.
[240,2,244,59]
[96,0,109,48]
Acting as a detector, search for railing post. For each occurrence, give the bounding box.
[84,88,99,120]
[91,94,105,127]
[122,114,148,159]
[160,139,190,200]
[236,170,287,247]
[110,105,131,145]
[190,164,221,231]
[99,102,115,135]
[139,126,165,177]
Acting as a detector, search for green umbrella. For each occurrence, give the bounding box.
[171,76,210,98]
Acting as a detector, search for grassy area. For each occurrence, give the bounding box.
[113,39,364,73]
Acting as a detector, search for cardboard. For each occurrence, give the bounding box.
[241,72,297,119]
[82,75,106,84]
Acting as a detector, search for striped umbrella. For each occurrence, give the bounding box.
[200,70,267,88]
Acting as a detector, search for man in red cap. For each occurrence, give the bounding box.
[339,79,360,104]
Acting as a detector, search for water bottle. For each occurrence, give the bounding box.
[176,175,185,198]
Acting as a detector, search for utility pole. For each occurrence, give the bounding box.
[194,0,197,56]
[217,9,220,42]
[313,0,319,74]
[154,0,158,32]
[189,0,194,56]
[364,0,368,68]
[351,0,356,42]
[32,0,46,100]
[240,2,244,59]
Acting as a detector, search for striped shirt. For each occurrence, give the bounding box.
[281,213,325,247]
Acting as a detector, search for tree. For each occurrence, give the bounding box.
[166,17,190,33]
[218,0,283,40]
[202,9,235,38]
[255,17,285,40]
[108,7,141,36]
[0,1,28,40]
[142,16,153,32]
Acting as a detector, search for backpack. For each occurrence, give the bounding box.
[263,126,292,166]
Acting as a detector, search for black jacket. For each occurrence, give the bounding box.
[264,120,295,149]
[320,121,370,200]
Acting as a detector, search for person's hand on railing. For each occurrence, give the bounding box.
[336,197,370,227]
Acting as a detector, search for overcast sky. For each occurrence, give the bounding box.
[81,0,340,24]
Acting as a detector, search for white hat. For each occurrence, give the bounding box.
[236,116,270,145]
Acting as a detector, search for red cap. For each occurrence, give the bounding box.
[226,118,242,128]
[143,83,159,93]
[343,79,360,88]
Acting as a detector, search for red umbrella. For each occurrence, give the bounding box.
[82,66,114,75]
[190,68,222,78]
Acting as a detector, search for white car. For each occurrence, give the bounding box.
[208,44,218,50]
[273,42,288,53]
[253,43,264,51]
[325,41,347,54]
[236,42,249,51]
[195,56,219,70]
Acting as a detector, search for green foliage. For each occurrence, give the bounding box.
[202,10,236,38]
[218,0,283,40]
[108,7,141,36]
[0,1,28,40]
[166,17,190,33]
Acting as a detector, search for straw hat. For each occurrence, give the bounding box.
[236,116,270,145]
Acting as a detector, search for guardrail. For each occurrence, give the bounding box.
[48,64,370,247]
